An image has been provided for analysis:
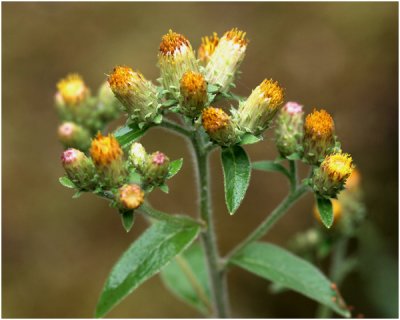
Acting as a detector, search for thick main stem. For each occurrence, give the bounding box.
[193,133,230,318]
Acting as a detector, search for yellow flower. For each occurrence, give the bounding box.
[57,74,89,106]
[90,133,123,167]
[321,152,354,183]
[179,71,207,117]
[198,32,219,63]
[118,184,144,210]
[304,109,334,140]
[159,30,190,55]
[236,79,284,135]
[202,107,237,146]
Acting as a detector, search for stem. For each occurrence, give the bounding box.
[315,238,350,318]
[192,131,230,317]
[225,184,309,262]
[289,160,297,192]
[159,118,193,138]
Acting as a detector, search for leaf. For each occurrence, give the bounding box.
[162,99,178,108]
[160,243,211,315]
[95,220,201,318]
[72,191,83,198]
[114,124,149,148]
[316,196,334,228]
[167,158,183,179]
[221,146,251,215]
[230,242,350,318]
[59,176,76,189]
[153,114,163,124]
[252,161,291,180]
[207,84,220,93]
[286,153,301,160]
[239,133,262,145]
[120,211,135,232]
[159,184,169,194]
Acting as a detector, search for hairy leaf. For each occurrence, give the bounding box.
[114,124,149,147]
[316,196,334,228]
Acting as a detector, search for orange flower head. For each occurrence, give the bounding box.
[118,184,144,210]
[198,32,219,62]
[202,107,230,133]
[159,30,190,55]
[57,73,89,105]
[259,79,285,111]
[304,109,335,139]
[90,133,123,167]
[224,28,248,47]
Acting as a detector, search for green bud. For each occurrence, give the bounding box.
[142,151,170,185]
[61,148,96,190]
[129,142,147,171]
[58,122,91,151]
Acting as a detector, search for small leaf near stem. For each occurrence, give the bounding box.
[316,196,334,228]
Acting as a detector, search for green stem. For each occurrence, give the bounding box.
[315,238,350,318]
[192,131,230,318]
[289,160,297,192]
[225,184,309,262]
[160,118,193,138]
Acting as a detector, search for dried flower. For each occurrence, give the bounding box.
[236,79,284,135]
[198,32,219,64]
[204,28,248,92]
[158,30,198,98]
[179,71,208,118]
[202,107,238,146]
[108,66,160,125]
[303,109,336,165]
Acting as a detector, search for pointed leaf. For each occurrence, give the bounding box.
[221,146,251,215]
[159,184,169,194]
[230,242,350,318]
[114,124,149,148]
[120,211,135,232]
[252,160,291,180]
[167,158,183,179]
[239,133,262,145]
[160,243,211,315]
[59,176,76,189]
[316,196,334,228]
[95,221,200,318]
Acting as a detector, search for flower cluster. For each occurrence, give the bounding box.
[55,74,122,151]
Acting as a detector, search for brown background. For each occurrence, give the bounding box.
[3,2,398,318]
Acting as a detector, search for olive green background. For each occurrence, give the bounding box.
[3,2,398,318]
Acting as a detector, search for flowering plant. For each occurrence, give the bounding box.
[56,28,363,318]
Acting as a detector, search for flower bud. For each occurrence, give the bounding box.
[198,32,219,64]
[312,152,354,198]
[275,102,304,157]
[179,71,208,118]
[202,107,238,146]
[204,28,248,92]
[90,133,126,188]
[129,142,147,171]
[58,122,91,151]
[314,198,343,226]
[61,148,96,190]
[97,81,122,121]
[118,184,144,210]
[56,74,90,107]
[303,109,335,165]
[108,66,160,125]
[142,151,170,185]
[158,30,199,98]
[235,79,284,135]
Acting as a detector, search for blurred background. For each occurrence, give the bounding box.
[3,2,398,318]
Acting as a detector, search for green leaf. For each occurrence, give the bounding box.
[95,220,201,318]
[120,211,135,232]
[114,124,149,148]
[230,242,350,318]
[239,133,262,145]
[59,176,76,189]
[316,196,334,228]
[207,84,220,93]
[72,191,83,198]
[153,114,163,124]
[221,146,251,215]
[167,158,183,179]
[162,99,178,108]
[286,153,301,160]
[160,243,211,315]
[252,161,291,180]
[159,184,169,194]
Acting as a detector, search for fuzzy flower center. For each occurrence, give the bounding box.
[159,30,190,55]
[322,153,354,180]
[90,133,123,166]
[119,184,144,210]
[202,107,230,133]
[57,74,88,105]
[152,151,167,165]
[108,66,143,95]
[304,109,334,138]
[180,71,206,95]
